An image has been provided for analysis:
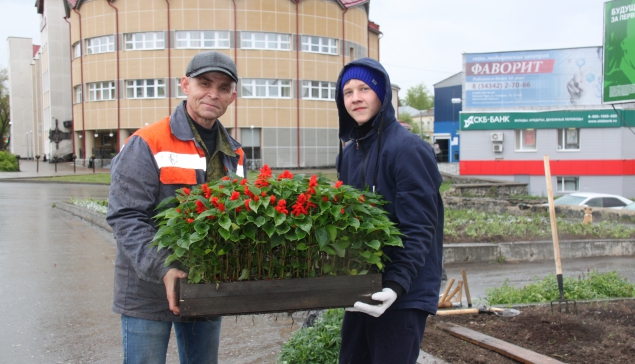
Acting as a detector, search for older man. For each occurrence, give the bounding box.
[107,51,245,364]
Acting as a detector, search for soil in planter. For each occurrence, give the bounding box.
[422,299,635,364]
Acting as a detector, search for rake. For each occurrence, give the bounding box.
[544,155,577,314]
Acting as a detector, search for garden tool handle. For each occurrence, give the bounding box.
[444,280,463,303]
[439,278,455,303]
[462,269,472,308]
[436,308,479,316]
[543,155,563,276]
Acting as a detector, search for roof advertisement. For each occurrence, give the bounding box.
[460,109,635,130]
[464,47,603,108]
[603,0,635,104]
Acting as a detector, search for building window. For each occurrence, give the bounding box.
[301,36,338,55]
[86,35,115,55]
[88,81,116,101]
[73,42,81,58]
[75,85,82,104]
[302,81,335,100]
[241,32,290,50]
[126,79,166,99]
[241,79,291,98]
[241,127,261,161]
[515,129,536,151]
[125,32,164,50]
[176,78,186,98]
[556,177,579,192]
[558,128,580,150]
[175,31,230,49]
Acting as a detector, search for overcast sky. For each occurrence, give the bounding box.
[2,0,609,96]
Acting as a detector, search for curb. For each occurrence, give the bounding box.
[56,202,113,233]
[443,240,635,264]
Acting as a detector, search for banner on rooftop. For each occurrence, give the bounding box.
[603,0,635,104]
[463,47,603,108]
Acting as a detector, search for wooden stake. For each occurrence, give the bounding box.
[461,269,472,308]
[444,280,463,302]
[439,278,455,303]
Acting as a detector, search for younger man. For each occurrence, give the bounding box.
[335,58,444,364]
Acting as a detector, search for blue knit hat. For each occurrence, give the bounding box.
[340,65,386,102]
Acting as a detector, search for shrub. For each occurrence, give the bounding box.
[0,151,19,172]
[278,309,344,364]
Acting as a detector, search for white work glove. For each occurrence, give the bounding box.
[346,288,397,318]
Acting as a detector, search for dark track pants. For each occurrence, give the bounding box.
[339,309,429,364]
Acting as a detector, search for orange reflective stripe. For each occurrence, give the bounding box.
[160,167,197,185]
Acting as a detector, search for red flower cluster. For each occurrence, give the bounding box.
[210,196,226,212]
[277,170,294,180]
[230,191,240,201]
[307,175,318,194]
[201,183,212,199]
[255,165,272,188]
[195,200,207,214]
[275,199,288,214]
[335,181,343,188]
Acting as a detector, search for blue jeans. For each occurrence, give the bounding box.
[121,315,222,364]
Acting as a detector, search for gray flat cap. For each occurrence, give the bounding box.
[186,51,238,82]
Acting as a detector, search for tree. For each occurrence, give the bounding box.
[402,83,433,111]
[398,112,420,135]
[0,69,10,151]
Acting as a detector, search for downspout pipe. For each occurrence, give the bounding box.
[106,0,121,152]
[64,17,75,156]
[232,0,238,139]
[73,8,86,160]
[342,8,348,67]
[165,0,172,112]
[296,0,302,167]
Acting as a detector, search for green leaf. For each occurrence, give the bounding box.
[189,232,204,244]
[326,225,338,242]
[219,215,231,230]
[262,223,275,238]
[365,254,381,264]
[165,253,179,266]
[271,234,285,248]
[329,243,346,258]
[296,243,308,251]
[218,227,230,240]
[276,224,291,235]
[177,238,189,249]
[238,268,250,281]
[322,263,332,273]
[243,223,257,241]
[315,228,330,248]
[274,211,287,226]
[365,240,381,250]
[175,247,186,257]
[156,196,178,211]
[295,227,307,240]
[295,216,313,233]
[254,216,266,227]
[348,218,360,229]
[320,245,337,256]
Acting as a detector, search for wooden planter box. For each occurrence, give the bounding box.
[178,273,382,317]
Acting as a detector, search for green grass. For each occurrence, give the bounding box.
[29,173,111,184]
[486,271,635,305]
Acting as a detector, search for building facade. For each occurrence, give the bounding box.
[458,47,635,197]
[65,0,380,168]
[433,72,462,163]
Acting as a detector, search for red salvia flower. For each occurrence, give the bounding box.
[183,187,191,195]
[230,191,240,201]
[340,208,345,214]
[269,195,276,204]
[277,170,294,180]
[334,181,343,188]
[236,206,242,213]
[187,218,195,223]
[221,176,230,181]
[195,200,207,214]
[217,203,226,212]
[259,164,273,178]
[240,179,247,185]
[322,196,328,202]
[261,191,267,197]
[359,194,365,203]
[233,178,238,183]
[244,199,252,212]
[274,199,288,214]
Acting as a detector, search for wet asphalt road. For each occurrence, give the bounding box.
[0,182,119,363]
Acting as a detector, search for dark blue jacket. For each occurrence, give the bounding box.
[335,58,444,314]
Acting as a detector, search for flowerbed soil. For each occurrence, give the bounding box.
[422,299,635,364]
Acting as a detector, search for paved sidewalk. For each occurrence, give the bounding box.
[0,159,110,180]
